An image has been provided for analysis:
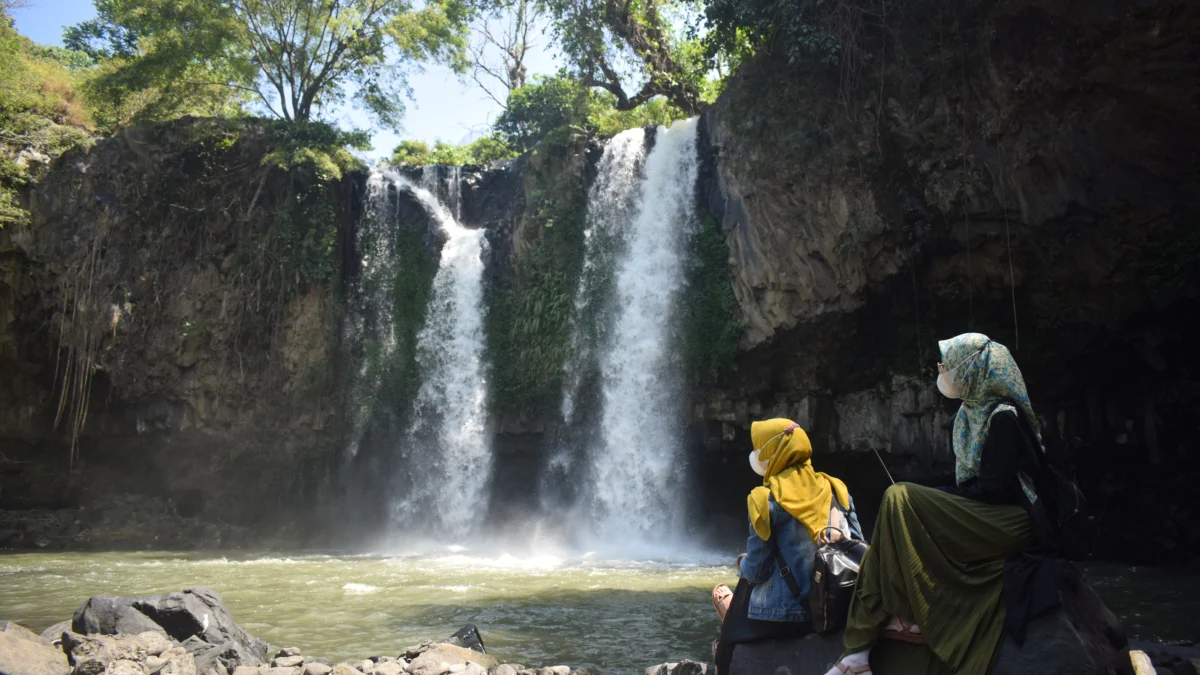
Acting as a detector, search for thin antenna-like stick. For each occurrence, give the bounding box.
[872,446,896,485]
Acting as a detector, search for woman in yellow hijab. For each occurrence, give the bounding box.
[712,419,864,674]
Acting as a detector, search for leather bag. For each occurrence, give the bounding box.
[808,526,868,634]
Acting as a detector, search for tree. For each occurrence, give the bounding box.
[538,0,707,115]
[466,0,541,109]
[66,0,472,130]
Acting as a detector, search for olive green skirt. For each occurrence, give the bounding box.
[843,483,1036,674]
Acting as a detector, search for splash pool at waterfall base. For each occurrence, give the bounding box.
[2,550,1199,674]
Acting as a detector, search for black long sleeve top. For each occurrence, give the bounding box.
[942,409,1042,507]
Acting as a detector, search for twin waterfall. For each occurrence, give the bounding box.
[350,119,703,550]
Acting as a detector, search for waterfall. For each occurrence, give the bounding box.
[561,128,649,423]
[564,118,701,542]
[352,166,492,539]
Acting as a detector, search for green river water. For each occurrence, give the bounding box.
[1,549,1197,673]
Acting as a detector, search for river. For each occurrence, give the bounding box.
[1,550,1196,673]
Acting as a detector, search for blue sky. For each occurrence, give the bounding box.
[11,0,561,159]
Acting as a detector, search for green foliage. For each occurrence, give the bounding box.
[702,0,888,94]
[390,133,518,167]
[262,120,370,182]
[496,72,688,152]
[680,213,742,382]
[67,0,472,130]
[486,152,588,415]
[0,16,93,227]
[535,0,707,114]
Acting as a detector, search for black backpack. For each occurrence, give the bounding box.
[1012,410,1093,560]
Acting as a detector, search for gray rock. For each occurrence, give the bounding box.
[230,668,261,675]
[356,659,376,673]
[406,644,498,675]
[0,620,52,647]
[277,648,303,658]
[548,668,570,675]
[373,663,404,675]
[669,662,708,675]
[0,627,71,675]
[108,660,145,675]
[330,666,359,675]
[304,665,333,675]
[38,620,72,643]
[274,657,306,668]
[261,669,301,675]
[72,596,164,637]
[491,666,518,675]
[445,626,487,654]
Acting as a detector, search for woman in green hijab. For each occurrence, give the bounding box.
[826,333,1044,675]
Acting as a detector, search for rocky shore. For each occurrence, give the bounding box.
[0,587,714,675]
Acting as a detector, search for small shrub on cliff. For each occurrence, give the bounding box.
[0,15,94,226]
[680,213,742,382]
[390,134,517,167]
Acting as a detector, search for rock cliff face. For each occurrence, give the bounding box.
[693,0,1200,557]
[0,119,355,535]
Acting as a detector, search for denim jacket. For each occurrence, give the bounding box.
[738,495,865,622]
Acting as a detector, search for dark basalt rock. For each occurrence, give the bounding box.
[70,588,267,669]
[447,624,488,654]
[729,565,1134,675]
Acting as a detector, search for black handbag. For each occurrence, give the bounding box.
[809,526,868,634]
[772,524,868,635]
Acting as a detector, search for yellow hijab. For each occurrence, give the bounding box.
[747,418,850,541]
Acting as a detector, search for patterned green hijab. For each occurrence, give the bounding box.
[939,333,1042,489]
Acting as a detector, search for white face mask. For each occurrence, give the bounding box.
[748,449,769,476]
[937,371,960,399]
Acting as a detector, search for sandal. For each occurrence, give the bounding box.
[712,583,733,619]
[883,618,926,644]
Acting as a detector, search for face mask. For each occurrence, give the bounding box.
[937,371,960,399]
[749,449,769,476]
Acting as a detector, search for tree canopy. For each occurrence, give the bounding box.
[65,0,473,129]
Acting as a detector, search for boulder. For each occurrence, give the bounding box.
[273,657,306,668]
[406,644,499,675]
[446,626,487,654]
[38,621,72,643]
[277,648,303,658]
[330,666,359,675]
[304,665,333,675]
[728,566,1133,674]
[71,589,267,670]
[491,666,518,675]
[0,624,71,675]
[72,596,164,637]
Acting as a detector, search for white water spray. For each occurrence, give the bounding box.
[371,167,492,538]
[561,128,649,422]
[586,118,701,539]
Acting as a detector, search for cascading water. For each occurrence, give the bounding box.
[561,127,649,423]
[560,118,701,543]
[353,166,492,540]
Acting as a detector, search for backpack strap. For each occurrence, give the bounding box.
[769,535,805,600]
